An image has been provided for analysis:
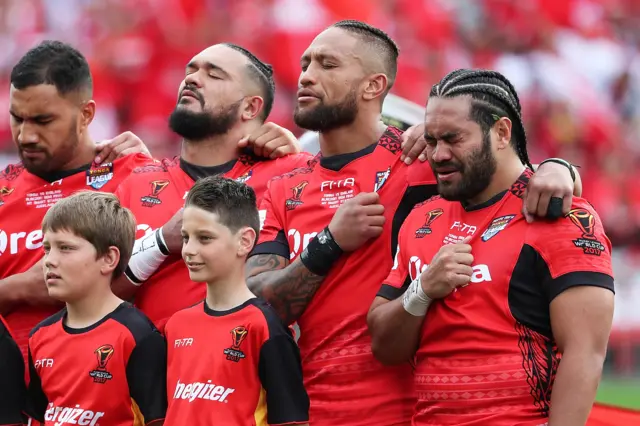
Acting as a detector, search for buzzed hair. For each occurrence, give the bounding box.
[331,20,399,95]
[224,43,275,121]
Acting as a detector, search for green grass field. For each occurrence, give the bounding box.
[596,378,640,409]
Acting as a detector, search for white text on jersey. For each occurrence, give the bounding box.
[173,379,234,403]
[408,256,492,284]
[0,229,43,256]
[175,338,193,347]
[321,178,355,191]
[44,403,104,426]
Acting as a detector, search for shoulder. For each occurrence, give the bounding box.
[30,309,66,339]
[248,298,291,340]
[110,303,159,344]
[0,162,26,183]
[165,302,202,330]
[377,125,404,155]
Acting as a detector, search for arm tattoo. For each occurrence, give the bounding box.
[246,254,325,325]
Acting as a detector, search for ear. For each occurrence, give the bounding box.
[493,117,512,150]
[79,100,96,133]
[362,73,388,102]
[240,96,265,121]
[236,227,256,257]
[99,246,121,277]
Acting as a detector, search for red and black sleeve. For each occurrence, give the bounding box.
[0,319,26,425]
[24,348,47,423]
[256,303,309,425]
[377,214,415,301]
[251,181,290,259]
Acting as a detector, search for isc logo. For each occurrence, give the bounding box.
[175,338,193,347]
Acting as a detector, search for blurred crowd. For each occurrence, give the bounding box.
[0,0,639,250]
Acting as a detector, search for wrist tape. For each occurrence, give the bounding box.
[402,277,432,317]
[125,228,170,285]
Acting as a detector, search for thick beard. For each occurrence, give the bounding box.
[293,90,358,131]
[434,130,497,202]
[168,100,241,141]
[21,119,78,176]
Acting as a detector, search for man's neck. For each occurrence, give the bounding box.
[181,125,256,167]
[319,114,387,157]
[467,158,526,206]
[62,135,97,170]
[205,267,255,312]
[65,284,123,329]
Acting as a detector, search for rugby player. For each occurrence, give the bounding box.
[246,20,582,426]
[368,69,614,425]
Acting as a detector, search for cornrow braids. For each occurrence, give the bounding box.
[224,43,275,120]
[430,69,533,170]
[331,20,399,92]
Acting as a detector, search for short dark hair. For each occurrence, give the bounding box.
[331,20,399,94]
[224,43,275,121]
[185,176,260,238]
[42,191,135,279]
[429,69,533,170]
[11,40,93,96]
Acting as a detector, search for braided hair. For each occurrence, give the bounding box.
[430,69,533,170]
[224,43,275,121]
[331,20,399,93]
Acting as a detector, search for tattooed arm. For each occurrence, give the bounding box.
[246,255,324,325]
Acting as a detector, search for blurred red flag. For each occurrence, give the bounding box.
[587,403,640,425]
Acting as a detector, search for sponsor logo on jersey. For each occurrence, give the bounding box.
[288,229,318,259]
[141,180,170,207]
[235,170,252,183]
[86,163,114,190]
[481,215,515,242]
[374,167,391,192]
[224,326,248,362]
[173,379,235,403]
[0,229,43,256]
[415,208,444,238]
[0,186,13,207]
[35,358,54,368]
[44,403,105,426]
[175,338,194,347]
[285,181,308,211]
[408,256,492,284]
[567,208,605,256]
[89,344,114,384]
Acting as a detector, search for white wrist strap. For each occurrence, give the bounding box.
[402,277,432,317]
[125,228,170,285]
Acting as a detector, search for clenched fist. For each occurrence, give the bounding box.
[328,192,385,252]
[421,237,474,299]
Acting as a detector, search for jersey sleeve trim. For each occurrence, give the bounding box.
[548,271,614,302]
[377,277,410,301]
[250,230,290,259]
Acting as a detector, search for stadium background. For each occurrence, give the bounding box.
[0,0,637,410]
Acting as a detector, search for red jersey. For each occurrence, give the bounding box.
[0,315,25,425]
[252,127,437,426]
[26,302,167,426]
[165,298,309,425]
[381,171,615,426]
[0,154,151,356]
[116,152,312,331]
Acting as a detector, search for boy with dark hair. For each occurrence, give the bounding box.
[164,176,309,426]
[26,191,166,426]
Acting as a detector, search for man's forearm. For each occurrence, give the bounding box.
[548,350,605,425]
[246,255,324,325]
[367,297,423,365]
[0,269,58,315]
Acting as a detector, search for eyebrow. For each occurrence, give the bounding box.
[10,110,54,121]
[301,52,341,64]
[424,131,459,140]
[186,61,230,78]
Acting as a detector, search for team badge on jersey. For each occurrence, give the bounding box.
[236,170,253,184]
[0,186,13,207]
[285,181,308,211]
[374,167,391,192]
[141,180,170,207]
[481,215,515,242]
[89,344,115,384]
[415,208,443,238]
[86,163,114,189]
[567,208,605,256]
[224,326,248,362]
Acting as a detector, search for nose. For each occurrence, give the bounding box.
[431,140,453,163]
[184,71,203,89]
[17,122,38,145]
[44,249,58,269]
[299,64,318,88]
[181,237,197,260]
